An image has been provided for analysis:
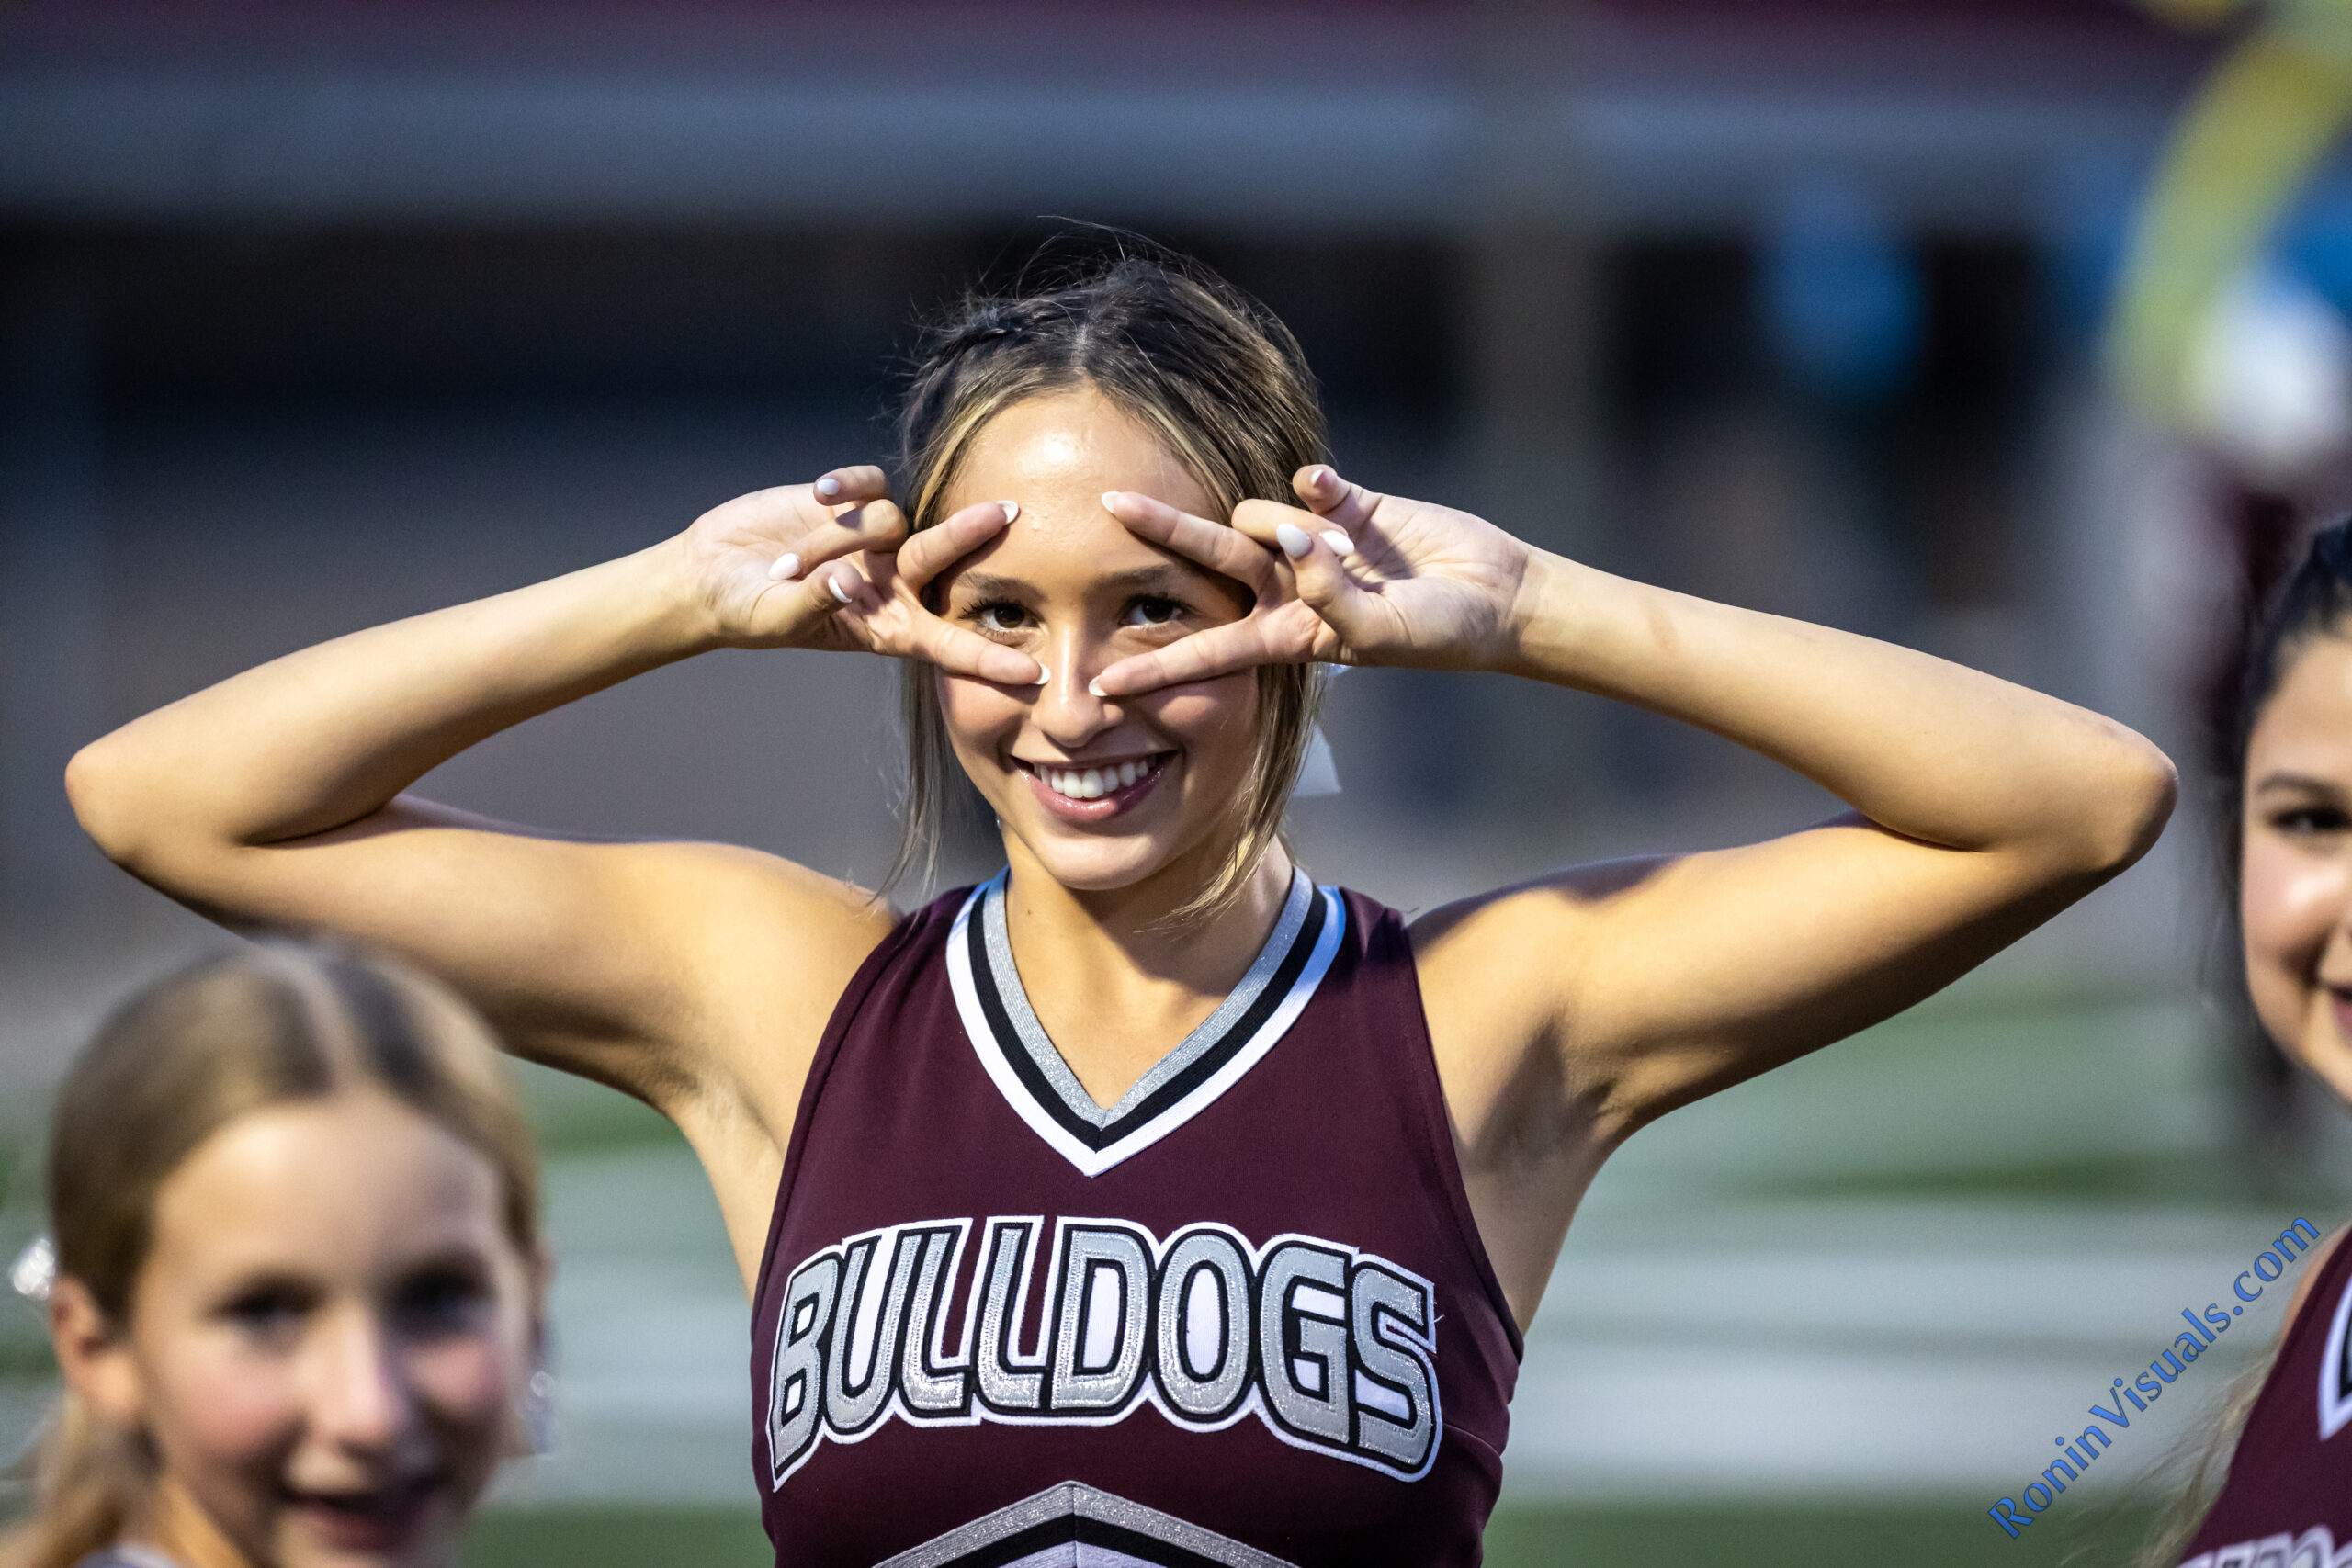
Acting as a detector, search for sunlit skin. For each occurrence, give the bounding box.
[906,392,1295,1100]
[927,391,1267,901]
[48,1092,542,1568]
[63,360,2176,1325]
[2243,634,2352,1107]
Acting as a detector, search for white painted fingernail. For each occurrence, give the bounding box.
[999,500,1019,522]
[816,476,841,498]
[1320,530,1354,556]
[1275,522,1312,558]
[1034,667,1051,686]
[768,552,801,581]
[1101,491,1122,511]
[828,574,853,604]
[1087,678,1106,697]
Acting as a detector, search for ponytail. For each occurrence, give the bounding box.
[0,1393,149,1568]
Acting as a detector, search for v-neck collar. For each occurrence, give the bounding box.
[945,868,1345,1177]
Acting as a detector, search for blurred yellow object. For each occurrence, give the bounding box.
[2111,0,2352,432]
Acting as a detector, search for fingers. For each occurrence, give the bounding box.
[762,553,878,629]
[1232,496,1353,561]
[1290,464,1381,532]
[1232,497,1377,639]
[766,498,909,585]
[1091,619,1295,698]
[895,500,1019,591]
[811,465,890,506]
[911,617,1047,687]
[1101,491,1282,597]
[824,560,1043,685]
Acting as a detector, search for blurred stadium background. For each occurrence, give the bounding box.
[6,1,2352,1562]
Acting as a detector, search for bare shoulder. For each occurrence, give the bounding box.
[1408,858,1674,1031]
[592,837,901,1280]
[465,829,900,1144]
[2280,1220,2352,1340]
[1408,855,1671,968]
[1406,856,1674,1139]
[614,837,900,1092]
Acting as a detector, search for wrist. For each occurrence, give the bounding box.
[1496,548,1591,681]
[635,534,732,655]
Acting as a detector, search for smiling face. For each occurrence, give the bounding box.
[2243,632,2352,1107]
[73,1090,538,1568]
[929,387,1264,897]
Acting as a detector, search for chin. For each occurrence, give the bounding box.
[1016,832,1175,893]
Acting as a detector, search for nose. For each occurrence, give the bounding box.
[1030,626,1121,749]
[306,1307,413,1453]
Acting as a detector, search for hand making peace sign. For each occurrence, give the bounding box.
[679,465,1045,687]
[1090,464,1541,697]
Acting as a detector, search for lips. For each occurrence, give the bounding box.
[1015,752,1171,821]
[284,1474,441,1553]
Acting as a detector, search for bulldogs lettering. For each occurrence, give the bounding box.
[765,1216,1441,1487]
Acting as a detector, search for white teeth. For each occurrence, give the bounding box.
[1035,758,1161,801]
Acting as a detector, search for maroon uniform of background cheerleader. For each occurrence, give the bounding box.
[749,871,1521,1566]
[2177,1232,2352,1567]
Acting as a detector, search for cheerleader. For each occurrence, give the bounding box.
[2155,523,2352,1566]
[63,254,2175,1564]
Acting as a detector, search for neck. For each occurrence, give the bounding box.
[1000,838,1295,983]
[995,840,1297,1105]
[129,1477,254,1568]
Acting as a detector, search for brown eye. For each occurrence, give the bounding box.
[222,1283,313,1347]
[1121,596,1184,628]
[967,601,1031,635]
[393,1264,492,1339]
[2274,805,2352,837]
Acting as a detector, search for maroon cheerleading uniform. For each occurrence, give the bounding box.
[2177,1226,2352,1567]
[748,870,1521,1566]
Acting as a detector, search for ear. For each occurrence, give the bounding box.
[501,1244,559,1461]
[49,1276,145,1431]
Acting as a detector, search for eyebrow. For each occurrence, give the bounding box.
[947,564,1208,602]
[2251,770,2349,797]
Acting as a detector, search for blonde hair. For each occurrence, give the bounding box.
[888,247,1329,921]
[2131,1358,2268,1567]
[2,942,539,1568]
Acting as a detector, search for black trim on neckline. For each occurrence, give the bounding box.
[963,888,1329,1155]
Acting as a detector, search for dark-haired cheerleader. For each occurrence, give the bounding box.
[2149,522,2352,1568]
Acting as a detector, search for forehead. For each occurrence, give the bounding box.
[938,389,1220,590]
[146,1094,503,1279]
[2251,636,2352,783]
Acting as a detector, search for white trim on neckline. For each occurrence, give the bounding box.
[946,874,1346,1178]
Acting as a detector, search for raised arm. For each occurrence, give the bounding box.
[1095,468,2177,1322]
[65,473,1035,1271]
